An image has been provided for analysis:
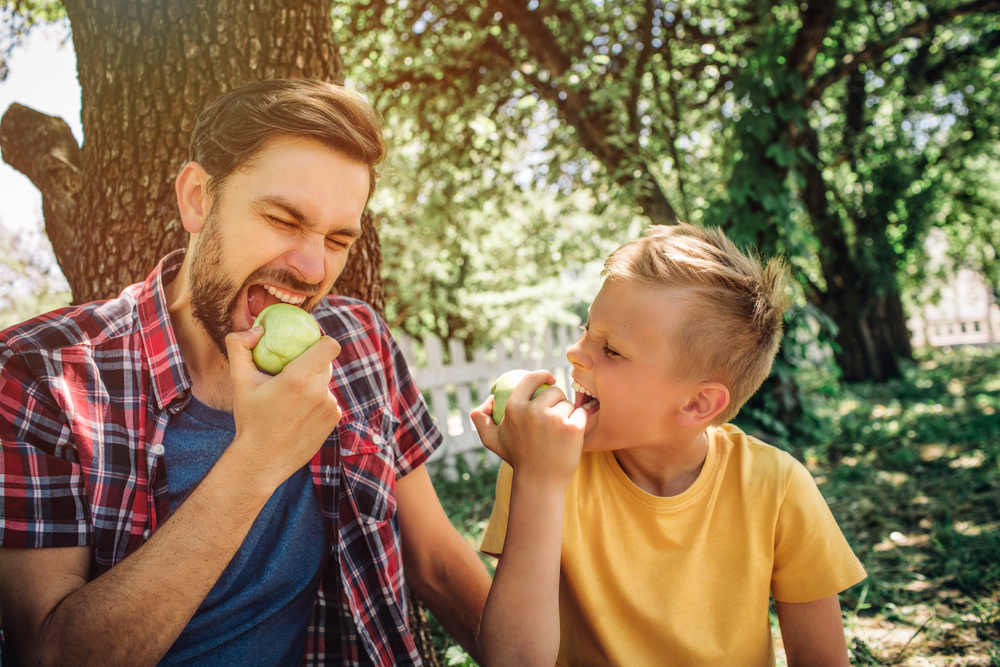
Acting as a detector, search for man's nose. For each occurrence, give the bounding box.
[287,232,327,285]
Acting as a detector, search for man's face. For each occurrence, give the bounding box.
[187,135,370,353]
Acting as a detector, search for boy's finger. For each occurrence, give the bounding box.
[567,405,588,431]
[472,395,494,417]
[470,407,504,459]
[534,385,568,407]
[509,370,557,402]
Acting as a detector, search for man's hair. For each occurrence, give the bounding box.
[602,223,791,424]
[188,78,385,202]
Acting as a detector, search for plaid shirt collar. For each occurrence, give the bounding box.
[137,249,192,411]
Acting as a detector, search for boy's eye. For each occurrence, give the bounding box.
[326,237,350,250]
[603,345,621,359]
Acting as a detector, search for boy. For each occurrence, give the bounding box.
[469,223,866,666]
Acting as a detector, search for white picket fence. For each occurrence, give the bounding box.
[397,324,577,476]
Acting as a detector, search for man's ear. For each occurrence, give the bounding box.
[678,382,730,426]
[175,162,212,233]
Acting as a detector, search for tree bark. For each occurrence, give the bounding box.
[799,122,911,382]
[0,0,381,308]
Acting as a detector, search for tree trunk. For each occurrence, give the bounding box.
[799,122,910,382]
[0,0,439,662]
[1,0,381,309]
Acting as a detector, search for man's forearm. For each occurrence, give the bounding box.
[406,531,491,663]
[32,446,276,666]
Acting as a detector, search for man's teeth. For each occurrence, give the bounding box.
[263,285,307,306]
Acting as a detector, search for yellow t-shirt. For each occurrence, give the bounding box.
[480,424,866,666]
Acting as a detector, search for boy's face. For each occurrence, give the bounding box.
[185,135,370,352]
[567,278,703,452]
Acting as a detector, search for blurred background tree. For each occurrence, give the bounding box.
[3,0,998,429]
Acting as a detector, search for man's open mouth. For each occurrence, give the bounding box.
[572,380,601,414]
[247,283,310,318]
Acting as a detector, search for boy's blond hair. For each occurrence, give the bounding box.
[602,223,790,424]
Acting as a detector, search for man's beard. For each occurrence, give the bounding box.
[190,214,238,356]
[189,213,324,356]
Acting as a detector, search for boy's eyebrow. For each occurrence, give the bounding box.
[257,195,360,238]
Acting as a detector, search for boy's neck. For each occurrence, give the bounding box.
[613,430,710,497]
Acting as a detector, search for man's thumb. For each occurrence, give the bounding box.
[225,326,265,380]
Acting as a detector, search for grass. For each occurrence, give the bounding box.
[426,345,1000,666]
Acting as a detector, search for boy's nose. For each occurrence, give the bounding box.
[566,338,590,369]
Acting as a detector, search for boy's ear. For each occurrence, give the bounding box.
[175,161,212,234]
[678,382,730,426]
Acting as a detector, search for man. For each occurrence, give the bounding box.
[0,79,490,666]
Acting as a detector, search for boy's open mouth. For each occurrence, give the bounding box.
[572,380,600,414]
[247,283,310,319]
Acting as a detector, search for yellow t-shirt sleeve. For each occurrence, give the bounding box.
[771,457,867,602]
[480,461,514,557]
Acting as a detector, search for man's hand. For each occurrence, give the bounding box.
[224,327,343,493]
[470,370,586,488]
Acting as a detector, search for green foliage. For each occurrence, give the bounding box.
[337,0,750,343]
[735,302,842,450]
[432,346,1000,663]
[0,222,70,330]
[0,0,66,79]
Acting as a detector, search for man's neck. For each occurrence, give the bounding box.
[164,257,235,412]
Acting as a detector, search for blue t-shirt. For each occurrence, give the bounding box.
[159,396,327,666]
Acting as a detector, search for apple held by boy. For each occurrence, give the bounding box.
[489,369,554,424]
[251,303,323,374]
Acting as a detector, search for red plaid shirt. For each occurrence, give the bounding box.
[0,250,441,666]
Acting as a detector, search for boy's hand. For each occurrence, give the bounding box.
[470,370,586,486]
[225,327,343,494]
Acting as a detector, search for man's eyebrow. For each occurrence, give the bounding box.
[257,195,307,223]
[257,195,361,238]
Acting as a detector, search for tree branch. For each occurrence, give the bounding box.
[787,0,837,78]
[807,0,1000,101]
[0,102,81,253]
[626,0,656,143]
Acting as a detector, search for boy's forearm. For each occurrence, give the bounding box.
[479,473,566,667]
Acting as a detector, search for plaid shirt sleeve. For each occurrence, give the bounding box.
[0,329,90,549]
[374,315,442,478]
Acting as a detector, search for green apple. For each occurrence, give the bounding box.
[251,303,323,374]
[490,369,552,425]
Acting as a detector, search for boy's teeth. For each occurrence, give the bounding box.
[572,380,594,398]
[264,285,306,305]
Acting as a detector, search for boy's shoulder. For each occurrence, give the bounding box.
[710,423,808,490]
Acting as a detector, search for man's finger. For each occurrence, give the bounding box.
[225,327,265,382]
[282,336,342,376]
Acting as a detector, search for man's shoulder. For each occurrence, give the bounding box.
[314,296,386,341]
[0,288,144,361]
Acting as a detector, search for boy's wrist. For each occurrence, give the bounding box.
[510,467,572,496]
